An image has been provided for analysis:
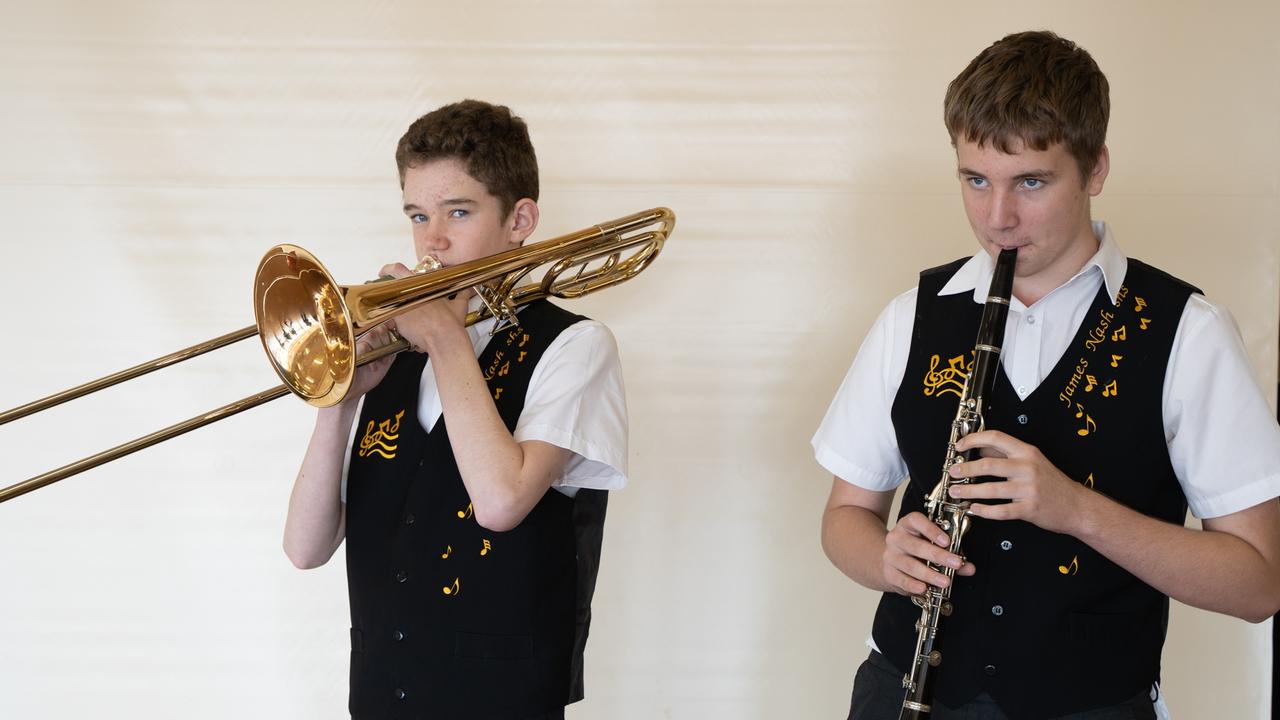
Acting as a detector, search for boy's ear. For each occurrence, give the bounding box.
[508,198,539,245]
[1086,146,1110,196]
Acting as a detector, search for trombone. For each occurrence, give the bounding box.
[0,207,674,504]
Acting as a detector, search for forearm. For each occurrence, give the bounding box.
[283,405,356,569]
[1073,491,1280,622]
[425,327,543,532]
[822,504,895,594]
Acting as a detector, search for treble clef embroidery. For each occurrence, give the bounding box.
[922,353,972,398]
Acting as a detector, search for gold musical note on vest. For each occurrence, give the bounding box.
[441,545,452,559]
[1139,317,1151,330]
[358,410,405,460]
[922,353,971,398]
[1102,380,1118,398]
[442,578,460,596]
[1075,404,1096,437]
[1058,556,1080,575]
[1110,354,1123,368]
[480,539,492,557]
[1135,297,1147,313]
[457,502,473,520]
[517,350,527,362]
[1084,473,1095,489]
[1084,375,1098,393]
[493,387,504,400]
[1111,326,1127,342]
[518,332,530,348]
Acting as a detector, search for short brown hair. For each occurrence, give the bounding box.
[944,31,1109,181]
[395,100,539,217]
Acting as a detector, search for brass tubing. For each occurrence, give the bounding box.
[0,325,258,426]
[0,207,673,502]
[0,339,408,504]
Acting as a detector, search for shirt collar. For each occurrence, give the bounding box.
[936,220,1128,307]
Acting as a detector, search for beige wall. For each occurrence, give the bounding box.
[0,2,1276,718]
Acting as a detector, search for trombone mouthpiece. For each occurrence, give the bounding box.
[414,255,443,272]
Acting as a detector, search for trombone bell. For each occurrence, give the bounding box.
[254,246,357,408]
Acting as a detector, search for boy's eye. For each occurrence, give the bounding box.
[966,176,988,189]
[449,209,468,218]
[411,213,427,223]
[1022,178,1043,189]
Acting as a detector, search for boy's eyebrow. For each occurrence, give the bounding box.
[1015,169,1057,180]
[956,167,1057,179]
[402,198,477,212]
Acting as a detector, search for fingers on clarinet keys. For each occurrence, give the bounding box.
[910,595,954,617]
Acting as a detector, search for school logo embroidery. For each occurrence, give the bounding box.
[922,353,971,398]
[358,410,405,460]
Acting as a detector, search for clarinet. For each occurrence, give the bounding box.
[899,248,1017,719]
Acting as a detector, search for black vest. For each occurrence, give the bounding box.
[877,258,1198,718]
[344,300,606,719]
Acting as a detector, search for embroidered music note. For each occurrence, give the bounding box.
[1075,404,1096,437]
[518,332,530,348]
[1084,473,1095,489]
[1084,375,1098,393]
[1111,326,1127,342]
[922,354,971,398]
[441,545,452,559]
[457,502,473,520]
[1135,297,1148,312]
[1110,354,1123,368]
[358,410,405,460]
[1139,318,1151,330]
[1058,556,1080,575]
[1102,380,1118,398]
[517,351,527,362]
[480,539,492,557]
[492,387,504,400]
[443,578,460,596]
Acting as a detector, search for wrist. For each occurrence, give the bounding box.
[420,321,470,356]
[1067,481,1104,541]
[316,402,360,432]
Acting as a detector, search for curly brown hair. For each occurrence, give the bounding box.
[944,31,1109,182]
[395,100,539,217]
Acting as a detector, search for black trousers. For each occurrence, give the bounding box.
[848,651,1156,720]
[352,709,562,719]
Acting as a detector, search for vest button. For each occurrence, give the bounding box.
[999,540,1012,551]
[392,629,405,642]
[1016,414,1029,425]
[404,513,415,526]
[984,664,997,676]
[394,688,407,700]
[991,604,1004,617]
[395,570,408,583]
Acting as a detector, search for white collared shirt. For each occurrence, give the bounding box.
[812,222,1280,519]
[342,298,628,500]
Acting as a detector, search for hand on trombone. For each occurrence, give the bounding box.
[343,324,399,405]
[378,261,471,357]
